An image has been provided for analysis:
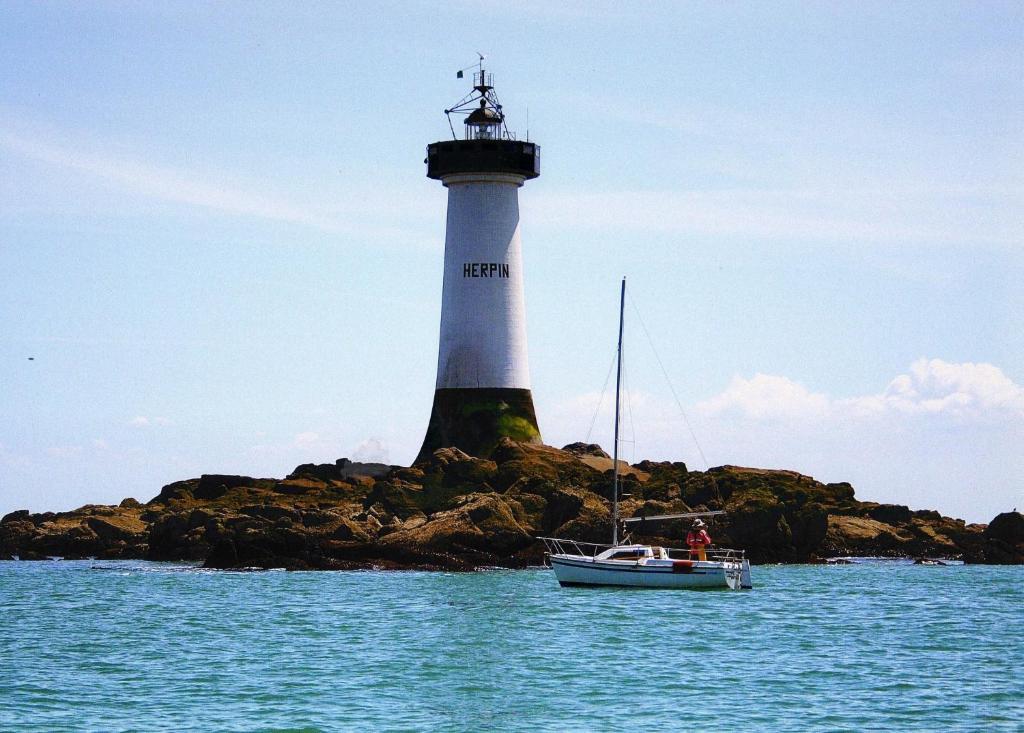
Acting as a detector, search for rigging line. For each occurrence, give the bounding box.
[627,289,711,471]
[585,347,618,444]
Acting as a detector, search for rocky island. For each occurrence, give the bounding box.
[2,440,1021,569]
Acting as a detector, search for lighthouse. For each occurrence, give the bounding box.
[416,67,542,462]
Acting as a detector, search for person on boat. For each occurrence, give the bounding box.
[687,519,711,561]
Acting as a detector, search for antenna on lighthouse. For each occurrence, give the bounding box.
[443,56,512,141]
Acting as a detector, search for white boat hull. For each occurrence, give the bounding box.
[550,554,746,590]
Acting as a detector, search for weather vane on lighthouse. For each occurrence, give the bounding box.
[416,60,543,462]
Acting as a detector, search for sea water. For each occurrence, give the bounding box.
[0,560,1020,732]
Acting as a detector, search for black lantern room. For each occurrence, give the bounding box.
[426,68,540,181]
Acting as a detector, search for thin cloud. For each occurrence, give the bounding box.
[447,0,628,22]
[546,92,1022,247]
[293,431,321,447]
[0,127,343,232]
[128,416,173,427]
[527,187,1021,246]
[0,122,440,246]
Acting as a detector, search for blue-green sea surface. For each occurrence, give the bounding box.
[1,560,1021,732]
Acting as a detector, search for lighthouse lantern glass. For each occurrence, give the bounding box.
[467,121,500,141]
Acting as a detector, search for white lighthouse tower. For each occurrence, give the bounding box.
[416,66,542,462]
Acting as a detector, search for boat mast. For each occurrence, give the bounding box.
[612,276,626,546]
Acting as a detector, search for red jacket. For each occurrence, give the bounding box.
[687,529,711,547]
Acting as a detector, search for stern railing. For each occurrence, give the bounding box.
[538,537,610,558]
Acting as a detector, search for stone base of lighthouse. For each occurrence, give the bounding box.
[415,388,542,463]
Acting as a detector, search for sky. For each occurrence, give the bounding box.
[1,1,1021,524]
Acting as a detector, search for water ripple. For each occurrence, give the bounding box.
[0,561,1021,731]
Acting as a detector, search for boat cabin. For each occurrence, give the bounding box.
[595,545,669,562]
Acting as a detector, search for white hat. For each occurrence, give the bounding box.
[693,518,706,527]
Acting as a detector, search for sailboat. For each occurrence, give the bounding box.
[540,278,753,590]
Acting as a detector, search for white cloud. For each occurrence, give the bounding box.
[698,359,1024,422]
[698,373,831,421]
[352,437,390,464]
[900,358,1024,413]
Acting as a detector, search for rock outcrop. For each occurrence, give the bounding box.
[1,443,1015,569]
[979,511,1024,564]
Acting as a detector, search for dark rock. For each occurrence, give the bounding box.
[491,438,528,465]
[273,479,321,495]
[85,516,145,544]
[336,460,396,480]
[363,482,427,521]
[561,443,610,459]
[985,511,1024,543]
[868,504,913,525]
[187,509,216,530]
[980,511,1024,564]
[240,505,300,523]
[540,488,585,534]
[194,475,256,500]
[205,539,239,568]
[680,472,721,508]
[380,493,533,555]
[424,447,497,487]
[0,518,37,557]
[825,482,856,501]
[634,460,688,480]
[287,459,397,482]
[148,479,198,505]
[1,510,30,524]
[119,498,142,509]
[329,518,371,542]
[786,502,829,554]
[299,509,341,527]
[147,481,196,503]
[289,462,345,482]
[147,513,202,561]
[722,492,792,562]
